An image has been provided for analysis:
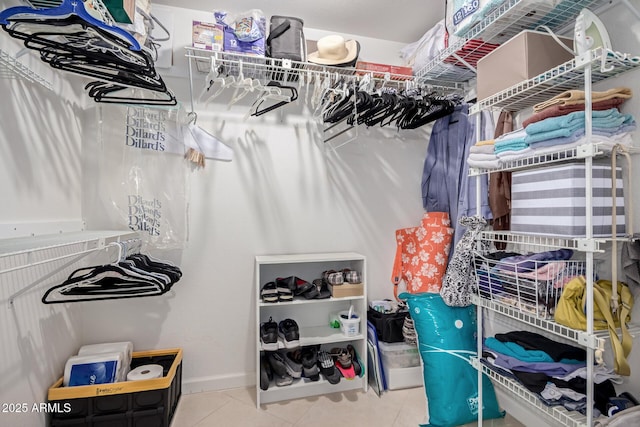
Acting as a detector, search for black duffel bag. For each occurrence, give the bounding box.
[266,15,306,61]
[367,308,409,343]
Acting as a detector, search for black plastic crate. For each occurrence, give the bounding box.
[47,348,182,427]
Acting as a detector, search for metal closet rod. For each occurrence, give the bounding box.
[185,47,465,93]
[6,238,141,307]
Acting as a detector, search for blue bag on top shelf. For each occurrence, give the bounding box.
[215,10,266,56]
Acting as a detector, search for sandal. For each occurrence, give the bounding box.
[330,347,355,379]
[260,282,278,303]
[347,344,364,377]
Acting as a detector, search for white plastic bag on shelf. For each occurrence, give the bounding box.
[400,19,447,72]
[400,19,463,74]
[94,105,190,249]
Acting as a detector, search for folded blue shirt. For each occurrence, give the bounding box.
[525,108,623,135]
[485,337,555,363]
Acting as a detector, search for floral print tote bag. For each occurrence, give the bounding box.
[392,212,454,299]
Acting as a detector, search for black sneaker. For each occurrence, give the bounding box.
[317,351,340,384]
[278,318,300,349]
[283,350,303,378]
[260,317,279,351]
[301,346,320,381]
[259,354,270,391]
[267,351,288,378]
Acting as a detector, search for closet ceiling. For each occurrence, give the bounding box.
[153,0,443,43]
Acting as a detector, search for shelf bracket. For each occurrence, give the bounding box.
[576,143,598,158]
[450,52,477,74]
[575,238,602,253]
[8,250,92,307]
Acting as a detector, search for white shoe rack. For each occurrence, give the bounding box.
[254,252,368,407]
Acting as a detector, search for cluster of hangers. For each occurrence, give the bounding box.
[200,58,298,117]
[197,57,464,128]
[319,75,463,130]
[42,239,182,303]
[0,0,175,105]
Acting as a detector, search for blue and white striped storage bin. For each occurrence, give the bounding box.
[511,161,624,237]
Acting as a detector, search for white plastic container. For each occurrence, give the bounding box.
[338,310,360,337]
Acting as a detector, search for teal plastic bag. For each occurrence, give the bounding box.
[400,292,504,426]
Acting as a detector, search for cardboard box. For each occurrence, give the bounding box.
[476,30,573,101]
[328,282,364,298]
[47,348,182,427]
[511,162,624,237]
[192,21,224,52]
[355,62,413,79]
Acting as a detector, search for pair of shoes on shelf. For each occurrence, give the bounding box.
[261,281,292,302]
[322,269,362,285]
[263,350,304,387]
[329,345,364,379]
[260,317,300,350]
[276,276,314,297]
[331,347,356,379]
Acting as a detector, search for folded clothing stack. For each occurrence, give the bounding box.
[467,139,500,169]
[531,87,632,114]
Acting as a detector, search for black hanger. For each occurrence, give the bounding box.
[1,11,173,106]
[42,246,181,304]
[251,81,298,117]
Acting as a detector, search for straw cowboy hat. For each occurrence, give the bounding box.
[307,35,360,67]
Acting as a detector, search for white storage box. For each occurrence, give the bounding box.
[384,366,423,390]
[511,162,624,237]
[378,341,420,369]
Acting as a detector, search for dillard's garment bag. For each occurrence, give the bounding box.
[94,105,189,249]
[392,212,454,299]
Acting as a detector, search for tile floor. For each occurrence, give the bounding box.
[171,386,525,427]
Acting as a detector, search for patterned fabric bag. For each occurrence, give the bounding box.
[440,216,488,307]
[391,212,454,299]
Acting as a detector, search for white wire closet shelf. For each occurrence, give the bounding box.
[416,0,615,82]
[184,47,464,93]
[0,230,138,275]
[472,294,640,351]
[468,142,640,176]
[469,48,640,114]
[476,230,606,252]
[475,359,590,427]
[474,253,588,320]
[0,48,52,90]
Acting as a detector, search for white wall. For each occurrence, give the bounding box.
[76,5,429,393]
[2,2,640,426]
[0,31,88,426]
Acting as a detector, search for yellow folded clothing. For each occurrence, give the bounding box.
[475,139,495,146]
[533,87,632,112]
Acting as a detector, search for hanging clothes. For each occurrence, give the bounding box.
[421,104,492,251]
[489,111,513,249]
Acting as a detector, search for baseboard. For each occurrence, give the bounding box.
[182,371,255,394]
